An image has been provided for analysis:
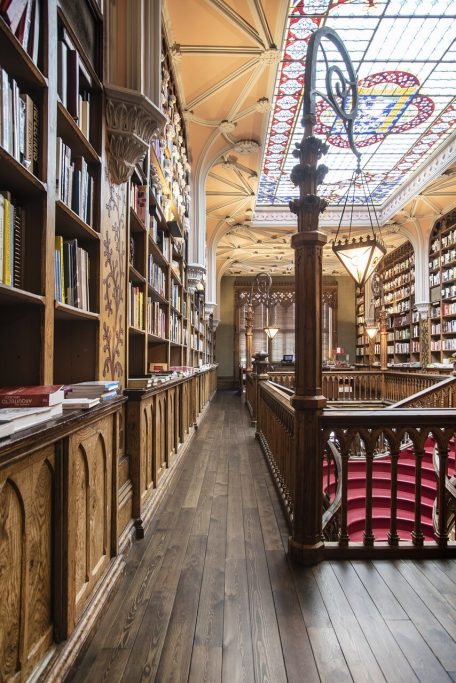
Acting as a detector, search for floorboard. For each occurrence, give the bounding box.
[68,391,456,683]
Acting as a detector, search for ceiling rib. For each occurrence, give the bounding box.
[186,57,259,110]
[208,171,248,192]
[232,166,254,194]
[226,61,264,120]
[246,0,274,49]
[208,0,265,48]
[175,44,262,55]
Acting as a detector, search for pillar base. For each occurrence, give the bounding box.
[288,536,324,565]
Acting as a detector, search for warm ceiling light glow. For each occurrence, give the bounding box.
[333,235,386,286]
[365,321,379,339]
[264,326,279,339]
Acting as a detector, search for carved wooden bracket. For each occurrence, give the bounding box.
[105,85,166,185]
[187,264,206,293]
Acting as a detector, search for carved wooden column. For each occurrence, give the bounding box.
[288,124,328,565]
[252,351,269,429]
[245,302,254,371]
[416,302,431,368]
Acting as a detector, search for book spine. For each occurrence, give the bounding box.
[0,394,51,407]
[32,100,38,175]
[66,49,79,120]
[0,194,3,282]
[1,70,9,153]
[13,204,23,288]
[3,194,11,285]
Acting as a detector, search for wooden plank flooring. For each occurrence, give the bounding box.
[69,391,456,683]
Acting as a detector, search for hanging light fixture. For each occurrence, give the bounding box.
[249,272,279,341]
[365,321,379,339]
[332,159,386,286]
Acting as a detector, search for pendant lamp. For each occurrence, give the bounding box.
[332,160,386,286]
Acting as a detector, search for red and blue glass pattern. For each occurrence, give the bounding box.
[258,0,456,206]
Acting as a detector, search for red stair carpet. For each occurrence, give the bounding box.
[324,436,455,542]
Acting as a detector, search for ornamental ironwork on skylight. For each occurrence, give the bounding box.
[257,0,456,207]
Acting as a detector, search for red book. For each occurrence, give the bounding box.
[0,385,64,407]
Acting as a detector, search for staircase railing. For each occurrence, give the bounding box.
[390,374,456,409]
[432,446,456,540]
[255,380,456,558]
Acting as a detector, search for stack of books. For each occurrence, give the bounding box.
[0,384,64,438]
[127,377,153,390]
[65,380,119,402]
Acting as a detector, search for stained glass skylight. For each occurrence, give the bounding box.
[257,0,456,207]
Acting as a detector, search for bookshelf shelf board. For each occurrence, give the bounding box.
[171,271,182,287]
[56,200,100,240]
[148,239,169,267]
[170,305,182,316]
[130,207,147,233]
[147,285,168,305]
[148,332,169,343]
[0,17,47,89]
[170,341,183,348]
[0,147,46,196]
[57,101,101,164]
[0,284,45,306]
[129,266,146,284]
[129,325,146,336]
[54,301,100,321]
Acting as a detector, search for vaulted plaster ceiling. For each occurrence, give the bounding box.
[163,0,456,280]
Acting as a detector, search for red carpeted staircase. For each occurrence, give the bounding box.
[324,436,456,542]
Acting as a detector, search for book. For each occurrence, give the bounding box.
[0,420,14,439]
[0,384,64,407]
[0,403,63,432]
[13,203,24,288]
[66,48,79,119]
[62,397,100,409]
[2,192,11,285]
[1,0,28,33]
[127,377,153,389]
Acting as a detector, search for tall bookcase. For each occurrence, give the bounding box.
[355,285,367,365]
[0,0,104,386]
[374,241,418,367]
[124,33,214,379]
[429,209,456,366]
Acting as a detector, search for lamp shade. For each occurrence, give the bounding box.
[333,235,386,286]
[264,326,279,339]
[365,321,378,339]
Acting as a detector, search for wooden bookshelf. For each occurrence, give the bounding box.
[429,210,456,367]
[355,285,367,366]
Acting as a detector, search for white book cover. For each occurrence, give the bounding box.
[0,194,4,284]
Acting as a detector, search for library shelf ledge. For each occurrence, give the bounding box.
[55,200,100,240]
[57,101,101,164]
[148,332,169,343]
[147,286,168,305]
[54,301,100,321]
[0,284,45,306]
[0,146,46,196]
[130,207,147,233]
[129,325,146,336]
[0,17,47,90]
[129,266,146,284]
[148,239,169,267]
[171,271,183,287]
[132,164,147,185]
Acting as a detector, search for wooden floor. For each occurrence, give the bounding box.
[69,391,456,683]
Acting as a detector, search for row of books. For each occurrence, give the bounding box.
[0,379,121,438]
[56,137,94,225]
[54,236,90,310]
[171,281,181,311]
[129,282,144,329]
[147,299,166,337]
[57,22,92,138]
[131,183,147,224]
[0,67,38,174]
[148,256,166,296]
[1,0,40,66]
[0,191,24,288]
[170,311,182,344]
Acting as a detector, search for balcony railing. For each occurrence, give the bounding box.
[254,374,456,559]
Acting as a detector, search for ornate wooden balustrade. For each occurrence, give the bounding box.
[245,370,256,423]
[267,368,449,404]
[255,380,456,559]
